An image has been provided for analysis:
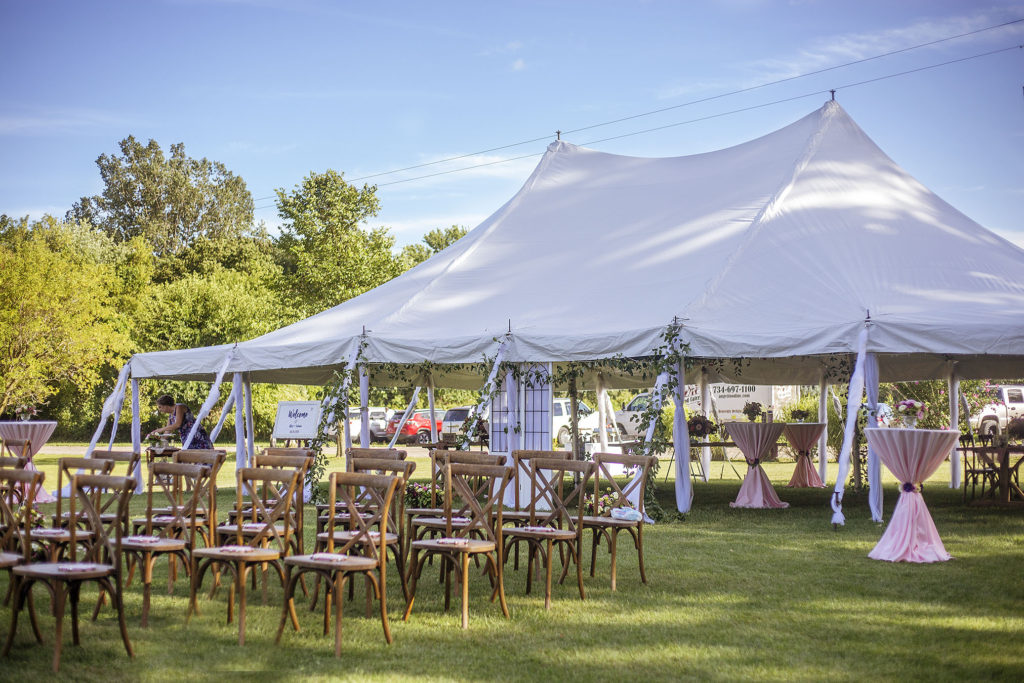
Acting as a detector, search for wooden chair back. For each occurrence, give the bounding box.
[234,467,300,552]
[324,471,399,565]
[510,450,571,511]
[0,468,44,561]
[173,449,225,522]
[590,452,657,517]
[346,447,407,465]
[67,473,134,564]
[443,462,512,543]
[90,449,142,482]
[2,438,31,460]
[253,453,313,528]
[0,455,28,469]
[143,462,210,545]
[55,457,116,526]
[527,458,593,534]
[351,458,416,536]
[425,450,506,508]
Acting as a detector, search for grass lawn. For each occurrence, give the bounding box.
[3,446,1023,681]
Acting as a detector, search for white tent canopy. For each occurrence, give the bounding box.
[131,101,1024,386]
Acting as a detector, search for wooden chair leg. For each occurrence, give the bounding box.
[460,552,470,629]
[69,581,82,645]
[378,571,392,645]
[236,562,247,646]
[333,573,345,657]
[52,582,66,672]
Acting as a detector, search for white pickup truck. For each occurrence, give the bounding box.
[970,385,1024,436]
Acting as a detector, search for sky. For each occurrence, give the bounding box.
[1,0,1022,249]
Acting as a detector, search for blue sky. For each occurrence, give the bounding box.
[1,0,1022,248]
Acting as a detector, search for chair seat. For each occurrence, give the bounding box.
[413,516,472,530]
[117,535,186,551]
[582,515,641,528]
[0,551,22,568]
[504,525,575,540]
[405,506,443,517]
[502,511,533,522]
[284,553,377,571]
[14,561,113,579]
[21,528,86,542]
[412,537,495,553]
[316,530,397,545]
[217,523,291,536]
[193,545,280,562]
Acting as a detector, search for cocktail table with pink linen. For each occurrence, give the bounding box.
[865,428,959,563]
[0,420,58,503]
[783,422,826,488]
[724,421,788,509]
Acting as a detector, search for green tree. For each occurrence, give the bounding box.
[400,224,469,268]
[275,170,402,315]
[67,136,254,256]
[0,220,130,417]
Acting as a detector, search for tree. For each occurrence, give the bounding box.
[400,224,469,268]
[0,220,130,417]
[67,136,254,256]
[275,170,403,315]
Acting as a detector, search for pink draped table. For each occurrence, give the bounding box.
[865,428,959,563]
[725,421,788,509]
[0,420,58,503]
[783,422,826,488]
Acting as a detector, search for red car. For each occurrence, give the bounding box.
[384,409,443,444]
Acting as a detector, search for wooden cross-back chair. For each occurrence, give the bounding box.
[4,473,135,672]
[403,462,512,629]
[225,452,314,556]
[1,438,31,461]
[89,451,141,518]
[276,471,400,657]
[120,462,211,627]
[0,456,28,505]
[505,450,572,524]
[502,458,594,609]
[189,467,301,646]
[40,458,116,561]
[171,449,226,546]
[583,452,656,591]
[961,444,999,502]
[0,468,44,608]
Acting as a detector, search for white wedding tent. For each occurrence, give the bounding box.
[104,100,1024,520]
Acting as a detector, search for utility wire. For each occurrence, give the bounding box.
[248,18,1023,200]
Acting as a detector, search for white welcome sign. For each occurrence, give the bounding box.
[272,401,322,441]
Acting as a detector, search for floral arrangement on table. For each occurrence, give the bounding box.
[790,409,810,422]
[742,402,763,422]
[686,414,718,439]
[404,481,438,509]
[584,488,629,517]
[896,400,926,428]
[13,405,38,421]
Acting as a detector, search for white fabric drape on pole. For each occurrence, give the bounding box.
[597,374,609,452]
[233,373,246,475]
[673,359,692,513]
[634,371,670,523]
[465,342,507,449]
[359,365,370,447]
[949,364,961,488]
[131,377,142,493]
[427,381,438,444]
[831,325,869,526]
[86,360,131,458]
[389,388,421,449]
[244,375,255,466]
[210,382,238,443]
[183,348,234,449]
[865,353,883,522]
[700,368,712,481]
[818,370,829,484]
[506,369,520,453]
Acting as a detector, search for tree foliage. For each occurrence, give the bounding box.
[400,224,468,268]
[276,170,402,315]
[67,136,254,256]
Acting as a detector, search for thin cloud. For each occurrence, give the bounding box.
[355,151,541,191]
[511,58,526,71]
[0,106,131,135]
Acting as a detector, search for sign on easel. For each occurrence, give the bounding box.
[272,401,322,441]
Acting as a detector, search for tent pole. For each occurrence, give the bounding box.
[948,363,961,489]
[865,353,882,522]
[427,379,437,445]
[818,370,829,485]
[359,365,369,447]
[233,373,245,476]
[674,357,693,513]
[700,368,712,482]
[390,387,421,449]
[596,373,609,452]
[568,376,581,460]
[131,375,143,494]
[244,375,255,465]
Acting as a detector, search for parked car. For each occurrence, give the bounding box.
[385,409,443,444]
[346,406,394,441]
[552,398,608,447]
[970,385,1024,436]
[441,405,489,444]
[615,393,653,438]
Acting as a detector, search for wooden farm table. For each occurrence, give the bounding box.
[0,420,58,502]
[724,422,788,509]
[974,445,1024,503]
[865,428,958,563]
[783,422,826,488]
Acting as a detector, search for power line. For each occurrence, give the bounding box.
[248,18,1023,198]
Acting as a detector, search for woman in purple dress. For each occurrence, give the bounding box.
[148,394,214,449]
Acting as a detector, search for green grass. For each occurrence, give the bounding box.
[3,451,1023,681]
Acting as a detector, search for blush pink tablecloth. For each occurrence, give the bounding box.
[0,420,58,503]
[865,428,959,563]
[784,422,826,488]
[725,422,788,509]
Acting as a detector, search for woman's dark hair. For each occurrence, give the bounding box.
[156,395,175,407]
